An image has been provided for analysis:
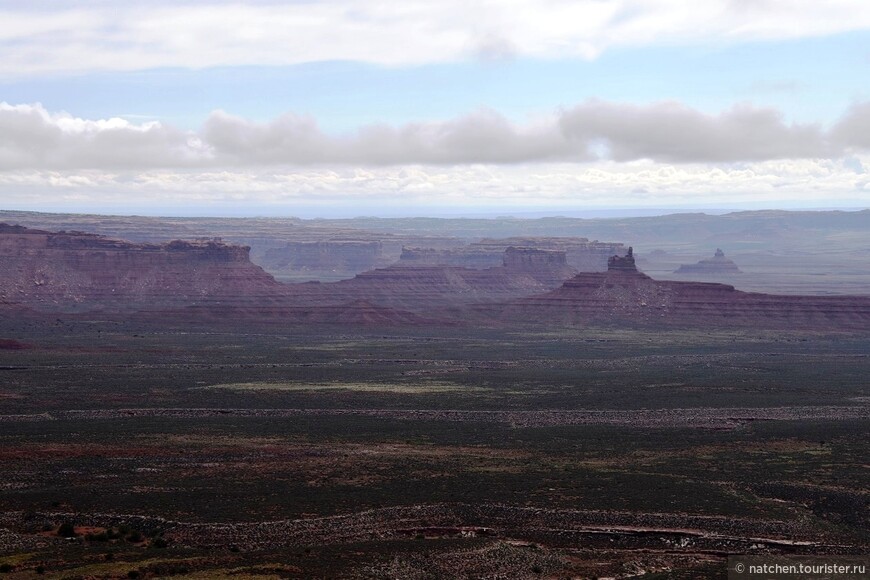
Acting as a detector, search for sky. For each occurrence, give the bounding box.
[1,0,870,217]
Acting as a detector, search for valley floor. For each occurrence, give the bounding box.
[0,321,867,578]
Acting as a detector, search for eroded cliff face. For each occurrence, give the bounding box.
[490,238,624,272]
[0,225,575,324]
[0,225,285,313]
[283,252,578,312]
[503,269,870,329]
[399,238,624,272]
[502,247,567,268]
[253,236,462,281]
[3,224,869,330]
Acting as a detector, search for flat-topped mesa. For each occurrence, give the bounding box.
[675,248,742,274]
[0,223,252,262]
[398,237,624,271]
[483,237,625,271]
[607,247,638,272]
[502,247,568,269]
[162,239,253,262]
[398,246,448,264]
[0,224,283,313]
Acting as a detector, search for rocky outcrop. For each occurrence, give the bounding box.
[400,237,624,272]
[0,224,287,313]
[675,249,742,275]
[0,225,575,324]
[233,233,463,282]
[502,247,567,269]
[485,237,625,271]
[606,247,637,272]
[4,225,869,330]
[502,262,870,330]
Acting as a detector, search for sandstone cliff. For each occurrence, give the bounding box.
[0,224,286,313]
[0,224,574,324]
[3,225,868,331]
[502,250,870,329]
[399,237,624,272]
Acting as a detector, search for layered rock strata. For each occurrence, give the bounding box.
[0,225,574,323]
[0,224,286,313]
[400,237,624,271]
[3,225,869,330]
[504,250,870,329]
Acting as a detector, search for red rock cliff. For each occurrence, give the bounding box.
[503,268,870,329]
[0,224,286,313]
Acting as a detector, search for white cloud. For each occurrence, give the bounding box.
[5,100,870,171]
[831,101,870,150]
[1,1,870,75]
[201,108,578,165]
[0,102,209,170]
[559,101,830,162]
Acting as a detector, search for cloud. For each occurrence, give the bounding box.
[559,100,830,162]
[831,101,870,150]
[0,103,582,169]
[201,112,329,165]
[471,33,518,63]
[0,103,209,170]
[4,99,868,171]
[202,109,579,165]
[1,1,870,75]
[0,100,870,171]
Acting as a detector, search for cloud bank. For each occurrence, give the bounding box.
[1,1,870,75]
[2,100,869,171]
[3,158,867,214]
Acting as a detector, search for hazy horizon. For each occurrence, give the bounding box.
[2,203,869,221]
